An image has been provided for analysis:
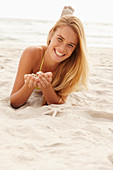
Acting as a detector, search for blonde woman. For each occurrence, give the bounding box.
[10,6,89,108]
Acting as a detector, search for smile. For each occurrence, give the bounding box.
[54,49,65,57]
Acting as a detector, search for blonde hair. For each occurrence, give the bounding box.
[47,16,89,98]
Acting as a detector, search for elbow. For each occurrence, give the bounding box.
[10,99,20,109]
[10,96,26,109]
[10,101,26,109]
[10,102,20,109]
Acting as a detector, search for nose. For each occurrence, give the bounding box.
[59,43,66,52]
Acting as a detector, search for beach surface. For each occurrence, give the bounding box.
[0,19,113,170]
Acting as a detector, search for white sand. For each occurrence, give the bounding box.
[0,46,113,170]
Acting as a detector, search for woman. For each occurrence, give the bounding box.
[10,6,89,109]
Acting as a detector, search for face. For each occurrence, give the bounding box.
[48,26,78,63]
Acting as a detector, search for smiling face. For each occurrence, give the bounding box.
[48,26,78,63]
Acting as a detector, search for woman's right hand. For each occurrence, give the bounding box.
[24,73,38,88]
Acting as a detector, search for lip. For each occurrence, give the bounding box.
[54,48,65,57]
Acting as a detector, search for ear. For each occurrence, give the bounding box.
[47,28,54,45]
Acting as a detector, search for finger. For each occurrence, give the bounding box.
[38,77,48,88]
[31,76,36,88]
[24,74,31,80]
[28,74,37,88]
[24,76,30,86]
[38,72,45,78]
[39,73,48,80]
[44,72,52,80]
[28,76,34,88]
[38,79,46,88]
[38,72,52,87]
[31,73,36,76]
[46,72,52,77]
[34,76,40,83]
[42,73,52,83]
[24,79,27,84]
[24,74,28,80]
[33,80,37,88]
[36,71,43,77]
[32,76,40,88]
[28,80,32,88]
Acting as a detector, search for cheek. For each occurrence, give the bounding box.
[49,40,56,48]
[51,37,61,46]
[48,40,57,53]
[52,40,60,46]
[68,48,75,55]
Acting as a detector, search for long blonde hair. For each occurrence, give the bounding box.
[47,16,89,97]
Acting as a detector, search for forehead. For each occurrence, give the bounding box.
[54,26,78,43]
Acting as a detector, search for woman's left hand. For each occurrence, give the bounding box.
[35,72,53,89]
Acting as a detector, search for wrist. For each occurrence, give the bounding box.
[41,83,52,91]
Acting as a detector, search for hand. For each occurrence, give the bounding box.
[35,72,52,89]
[24,73,37,88]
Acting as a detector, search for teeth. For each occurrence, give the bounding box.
[55,50,64,56]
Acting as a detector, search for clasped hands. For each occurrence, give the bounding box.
[24,71,52,89]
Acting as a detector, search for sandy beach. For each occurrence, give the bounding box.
[0,45,113,170]
[0,17,113,169]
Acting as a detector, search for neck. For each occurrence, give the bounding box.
[42,48,59,72]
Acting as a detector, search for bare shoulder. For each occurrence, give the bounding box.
[22,45,45,60]
[20,45,47,69]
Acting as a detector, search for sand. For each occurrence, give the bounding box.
[0,46,113,170]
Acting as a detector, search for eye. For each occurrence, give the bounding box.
[68,44,74,48]
[58,37,63,42]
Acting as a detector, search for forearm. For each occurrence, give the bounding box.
[42,84,62,105]
[10,85,34,109]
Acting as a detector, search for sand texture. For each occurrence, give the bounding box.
[0,46,113,170]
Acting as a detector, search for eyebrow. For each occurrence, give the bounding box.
[57,35,76,46]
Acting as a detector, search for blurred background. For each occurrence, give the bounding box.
[0,0,113,49]
[0,0,113,23]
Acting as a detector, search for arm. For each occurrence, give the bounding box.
[10,47,38,108]
[42,84,65,104]
[10,84,34,109]
[35,72,67,105]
